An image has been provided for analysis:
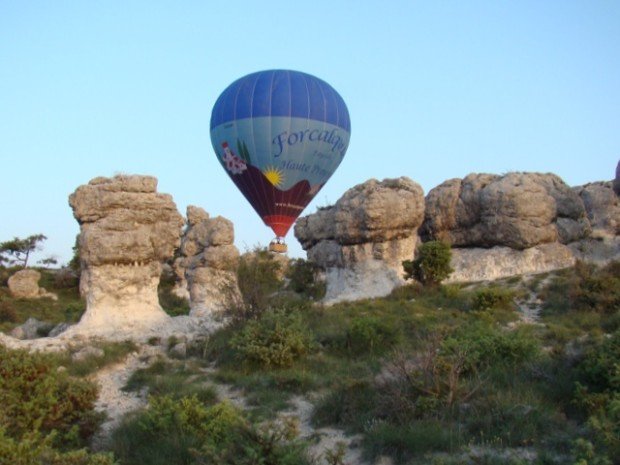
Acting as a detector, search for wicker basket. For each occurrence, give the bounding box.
[268,242,288,254]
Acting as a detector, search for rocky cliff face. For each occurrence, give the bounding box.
[68,175,184,333]
[295,177,425,303]
[421,172,590,249]
[174,206,241,316]
[570,180,620,264]
[297,171,619,302]
[421,172,594,282]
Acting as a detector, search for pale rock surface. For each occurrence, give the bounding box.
[175,206,242,316]
[446,243,576,283]
[7,269,58,300]
[422,172,590,249]
[68,175,184,335]
[295,177,425,303]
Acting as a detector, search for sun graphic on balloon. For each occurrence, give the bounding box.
[262,166,284,187]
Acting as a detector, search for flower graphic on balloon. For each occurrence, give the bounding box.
[221,142,247,175]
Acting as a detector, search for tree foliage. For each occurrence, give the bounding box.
[236,248,283,319]
[403,240,453,286]
[0,234,47,268]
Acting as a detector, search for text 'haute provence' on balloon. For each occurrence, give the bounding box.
[210,70,351,253]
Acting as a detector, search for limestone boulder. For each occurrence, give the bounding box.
[175,206,241,316]
[422,172,590,249]
[295,177,425,303]
[8,269,42,298]
[7,269,57,300]
[574,182,619,236]
[296,177,425,248]
[68,175,184,335]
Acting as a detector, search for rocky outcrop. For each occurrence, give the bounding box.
[295,177,425,303]
[421,172,591,249]
[614,160,620,196]
[570,180,620,265]
[574,181,619,236]
[174,206,241,316]
[446,243,576,283]
[7,269,57,300]
[68,175,184,334]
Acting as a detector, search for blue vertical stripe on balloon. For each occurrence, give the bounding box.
[270,71,291,118]
[211,70,350,132]
[251,72,272,119]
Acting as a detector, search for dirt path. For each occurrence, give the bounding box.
[279,395,365,465]
[90,345,163,450]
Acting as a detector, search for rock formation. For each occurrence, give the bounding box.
[570,180,620,264]
[7,269,57,300]
[421,172,590,249]
[420,172,596,281]
[68,175,184,333]
[297,171,620,302]
[295,177,425,303]
[174,206,241,316]
[614,160,620,196]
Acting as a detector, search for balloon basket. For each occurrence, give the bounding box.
[269,242,288,254]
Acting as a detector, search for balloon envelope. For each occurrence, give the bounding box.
[210,70,351,238]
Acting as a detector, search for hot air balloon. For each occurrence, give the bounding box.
[210,70,351,253]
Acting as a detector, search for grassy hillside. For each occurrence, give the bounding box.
[1,259,619,465]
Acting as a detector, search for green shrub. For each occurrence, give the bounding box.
[230,309,314,368]
[112,396,310,465]
[471,286,515,311]
[236,248,283,319]
[0,346,103,448]
[363,420,460,463]
[346,316,401,354]
[0,428,116,465]
[541,261,620,316]
[573,330,620,461]
[403,241,453,286]
[285,258,325,300]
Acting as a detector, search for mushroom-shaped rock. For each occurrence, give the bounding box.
[68,175,184,334]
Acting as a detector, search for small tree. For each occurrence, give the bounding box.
[236,247,283,319]
[0,234,47,268]
[403,240,453,286]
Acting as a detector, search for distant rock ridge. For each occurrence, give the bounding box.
[174,206,242,316]
[296,169,620,303]
[67,175,184,335]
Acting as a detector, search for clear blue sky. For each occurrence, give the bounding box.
[1,1,618,264]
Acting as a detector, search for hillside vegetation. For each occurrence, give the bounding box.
[1,258,619,465]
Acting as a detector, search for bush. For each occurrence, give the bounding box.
[0,346,103,448]
[0,429,116,465]
[345,316,401,355]
[112,396,310,465]
[471,286,515,311]
[573,330,620,461]
[286,258,325,300]
[230,309,314,368]
[403,241,453,286]
[236,248,283,319]
[541,261,620,316]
